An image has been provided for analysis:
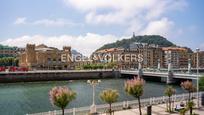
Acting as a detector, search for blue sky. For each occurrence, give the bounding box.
[0,0,204,56]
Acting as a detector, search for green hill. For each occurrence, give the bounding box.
[97,35,175,51]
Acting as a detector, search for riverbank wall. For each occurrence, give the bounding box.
[0,70,121,83]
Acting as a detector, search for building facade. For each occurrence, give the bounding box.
[93,43,163,69]
[19,44,73,70]
[92,44,200,70]
[162,47,189,69]
[191,51,204,68]
[0,45,24,58]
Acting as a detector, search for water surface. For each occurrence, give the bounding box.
[0,79,185,115]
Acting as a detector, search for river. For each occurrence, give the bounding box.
[0,78,185,115]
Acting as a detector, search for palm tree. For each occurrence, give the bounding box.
[100,89,119,115]
[180,80,196,102]
[164,86,175,112]
[180,80,196,115]
[199,76,204,91]
[49,86,76,115]
[187,101,195,115]
[125,77,145,115]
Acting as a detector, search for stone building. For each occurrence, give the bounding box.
[19,44,73,70]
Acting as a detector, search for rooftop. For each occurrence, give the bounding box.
[96,48,124,53]
[162,47,187,51]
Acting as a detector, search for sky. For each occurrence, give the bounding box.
[0,0,204,56]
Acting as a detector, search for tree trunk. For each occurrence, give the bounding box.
[172,98,174,111]
[169,96,171,112]
[166,100,168,111]
[62,108,64,115]
[138,96,142,115]
[190,107,192,115]
[188,92,191,102]
[109,103,112,115]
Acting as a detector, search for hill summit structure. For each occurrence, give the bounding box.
[19,44,72,70]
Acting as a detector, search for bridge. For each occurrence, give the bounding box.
[120,70,202,79]
[0,69,203,83]
[120,59,204,84]
[120,70,203,84]
[144,68,204,73]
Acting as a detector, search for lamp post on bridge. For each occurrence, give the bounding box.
[87,79,101,114]
[196,48,200,108]
[157,59,160,71]
[187,58,191,74]
[168,57,171,72]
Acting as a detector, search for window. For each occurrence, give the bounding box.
[47,58,51,61]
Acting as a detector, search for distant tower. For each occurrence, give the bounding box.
[63,46,71,52]
[63,46,72,62]
[25,44,36,66]
[133,32,136,38]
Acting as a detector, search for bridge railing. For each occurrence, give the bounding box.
[120,70,203,78]
[27,92,203,115]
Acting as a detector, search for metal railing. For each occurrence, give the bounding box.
[120,70,202,79]
[27,92,203,115]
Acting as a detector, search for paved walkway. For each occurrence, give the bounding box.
[102,100,204,115]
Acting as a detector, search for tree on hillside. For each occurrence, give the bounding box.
[97,35,175,51]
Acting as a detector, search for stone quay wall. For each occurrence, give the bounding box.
[0,70,121,83]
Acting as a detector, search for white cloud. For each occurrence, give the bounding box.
[14,17,81,27]
[65,0,187,25]
[199,43,204,51]
[139,18,174,37]
[32,19,79,27]
[14,17,27,25]
[126,17,175,38]
[64,0,187,37]
[0,33,119,56]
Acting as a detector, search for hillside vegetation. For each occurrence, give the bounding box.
[97,35,175,51]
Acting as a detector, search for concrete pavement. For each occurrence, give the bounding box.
[102,100,204,115]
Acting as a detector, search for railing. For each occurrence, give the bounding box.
[0,69,114,74]
[120,70,202,79]
[27,92,203,115]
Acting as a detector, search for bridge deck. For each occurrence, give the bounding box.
[120,70,202,80]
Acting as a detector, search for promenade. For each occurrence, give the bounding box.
[27,92,204,115]
[103,100,204,115]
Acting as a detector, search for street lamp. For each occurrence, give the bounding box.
[168,57,171,72]
[196,48,200,108]
[87,79,101,113]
